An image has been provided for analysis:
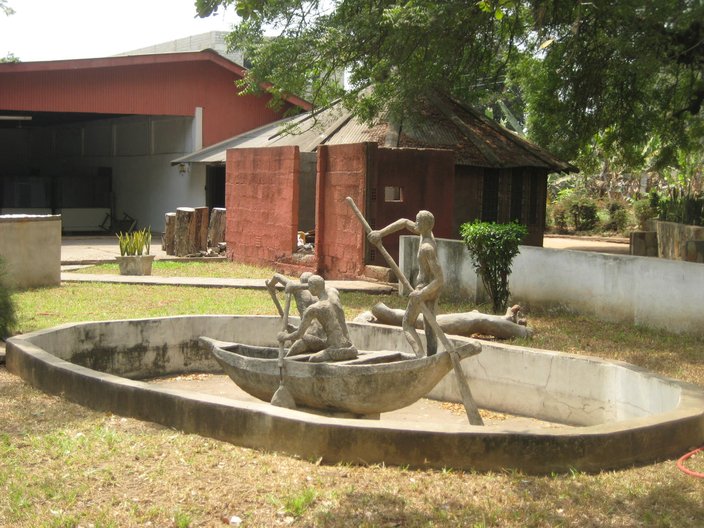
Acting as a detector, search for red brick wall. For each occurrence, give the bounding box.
[226,146,300,266]
[316,144,368,279]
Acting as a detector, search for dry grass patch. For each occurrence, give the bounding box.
[1,367,703,527]
[70,261,290,280]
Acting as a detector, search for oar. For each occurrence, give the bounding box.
[265,279,285,318]
[271,292,296,409]
[346,196,484,426]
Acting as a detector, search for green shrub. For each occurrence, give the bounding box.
[633,199,657,229]
[459,221,527,314]
[549,202,570,233]
[655,192,704,226]
[0,259,17,339]
[604,200,629,232]
[569,196,599,231]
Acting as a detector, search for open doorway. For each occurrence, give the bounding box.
[205,165,225,209]
[297,152,317,251]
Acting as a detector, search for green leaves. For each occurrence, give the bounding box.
[116,228,152,256]
[460,221,527,314]
[197,0,703,175]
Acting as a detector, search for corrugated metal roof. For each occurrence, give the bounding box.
[173,96,577,172]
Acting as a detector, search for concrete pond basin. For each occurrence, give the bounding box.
[6,315,704,474]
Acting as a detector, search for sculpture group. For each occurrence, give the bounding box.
[202,197,530,425]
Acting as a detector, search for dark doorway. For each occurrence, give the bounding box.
[206,165,226,209]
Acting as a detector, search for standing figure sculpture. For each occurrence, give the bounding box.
[277,275,358,363]
[368,210,443,357]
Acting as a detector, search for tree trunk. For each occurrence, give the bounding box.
[193,207,209,252]
[208,207,226,248]
[370,302,532,340]
[174,207,196,257]
[163,212,176,255]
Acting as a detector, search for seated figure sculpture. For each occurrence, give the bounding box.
[266,272,326,356]
[277,275,358,363]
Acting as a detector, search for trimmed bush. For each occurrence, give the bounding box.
[460,221,527,314]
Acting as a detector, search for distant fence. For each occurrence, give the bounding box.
[399,236,704,335]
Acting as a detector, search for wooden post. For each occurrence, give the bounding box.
[174,207,196,257]
[163,212,176,255]
[194,206,209,252]
[208,207,226,248]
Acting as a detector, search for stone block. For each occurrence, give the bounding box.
[629,231,658,257]
[685,240,704,263]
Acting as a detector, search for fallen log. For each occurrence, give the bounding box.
[368,303,533,340]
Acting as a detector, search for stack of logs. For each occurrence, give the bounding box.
[162,207,226,257]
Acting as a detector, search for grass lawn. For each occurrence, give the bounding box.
[70,261,286,280]
[2,268,703,527]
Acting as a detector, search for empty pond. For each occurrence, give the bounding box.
[7,315,704,473]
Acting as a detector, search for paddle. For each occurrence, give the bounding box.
[265,279,285,318]
[271,292,296,409]
[346,196,484,426]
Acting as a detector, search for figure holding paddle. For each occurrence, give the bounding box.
[368,210,443,357]
[278,275,358,363]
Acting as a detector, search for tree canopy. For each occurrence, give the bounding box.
[196,1,704,168]
[0,0,13,16]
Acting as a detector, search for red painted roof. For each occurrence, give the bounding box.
[0,50,311,146]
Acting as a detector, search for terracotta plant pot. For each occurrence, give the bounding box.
[116,255,155,276]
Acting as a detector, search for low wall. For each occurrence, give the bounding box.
[8,316,704,473]
[0,215,61,289]
[656,220,704,262]
[400,236,704,335]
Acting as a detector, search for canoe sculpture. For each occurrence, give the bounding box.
[199,337,481,415]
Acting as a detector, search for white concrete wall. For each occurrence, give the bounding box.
[400,236,704,335]
[0,215,61,289]
[79,115,204,233]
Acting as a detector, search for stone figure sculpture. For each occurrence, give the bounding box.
[277,275,358,363]
[266,272,327,356]
[266,272,316,318]
[368,210,443,356]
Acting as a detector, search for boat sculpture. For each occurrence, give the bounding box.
[199,337,481,415]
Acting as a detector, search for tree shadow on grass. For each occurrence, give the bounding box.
[312,491,490,527]
[309,470,704,527]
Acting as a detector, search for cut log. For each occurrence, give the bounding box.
[208,207,226,248]
[194,206,209,252]
[174,207,196,257]
[163,212,176,255]
[370,302,533,340]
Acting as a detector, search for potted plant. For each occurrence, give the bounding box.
[115,228,154,275]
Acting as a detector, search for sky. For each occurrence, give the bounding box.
[0,0,238,62]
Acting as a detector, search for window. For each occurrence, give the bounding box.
[384,186,403,202]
